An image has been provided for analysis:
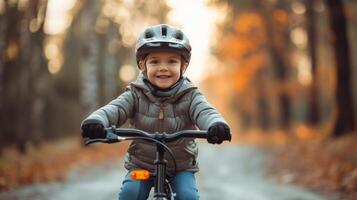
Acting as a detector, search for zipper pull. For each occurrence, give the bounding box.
[159,107,164,120]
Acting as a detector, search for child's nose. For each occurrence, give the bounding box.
[158,64,169,71]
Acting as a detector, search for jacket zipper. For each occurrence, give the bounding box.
[158,104,164,132]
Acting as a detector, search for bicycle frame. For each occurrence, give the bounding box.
[155,143,169,199]
[85,126,210,200]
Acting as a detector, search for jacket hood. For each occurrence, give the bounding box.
[130,72,197,102]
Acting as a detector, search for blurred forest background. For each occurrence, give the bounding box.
[0,0,357,198]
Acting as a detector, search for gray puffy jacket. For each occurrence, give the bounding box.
[81,73,229,175]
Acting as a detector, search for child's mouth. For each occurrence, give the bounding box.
[156,75,170,79]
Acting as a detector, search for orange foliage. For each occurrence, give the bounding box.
[220,36,256,60]
[203,11,273,134]
[233,53,268,93]
[234,12,265,34]
[273,9,289,25]
[294,125,324,140]
[233,129,288,145]
[216,11,270,95]
[219,11,266,61]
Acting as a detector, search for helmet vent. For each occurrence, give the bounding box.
[161,25,167,36]
[174,31,183,40]
[144,30,154,39]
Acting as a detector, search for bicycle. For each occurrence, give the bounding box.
[85,126,228,200]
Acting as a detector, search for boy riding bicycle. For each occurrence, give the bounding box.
[81,24,231,200]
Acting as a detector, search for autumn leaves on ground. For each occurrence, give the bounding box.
[229,126,357,200]
[0,138,128,191]
[262,130,357,200]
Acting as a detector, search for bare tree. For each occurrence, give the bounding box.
[22,0,48,145]
[306,0,320,125]
[0,0,48,152]
[258,0,292,130]
[79,1,100,115]
[325,0,356,136]
[256,68,272,131]
[0,1,8,152]
[2,1,29,152]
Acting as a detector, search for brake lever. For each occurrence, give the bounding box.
[85,138,107,145]
[84,132,126,145]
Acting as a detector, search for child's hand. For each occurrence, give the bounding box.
[207,122,231,144]
[81,119,106,139]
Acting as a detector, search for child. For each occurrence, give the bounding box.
[81,24,231,200]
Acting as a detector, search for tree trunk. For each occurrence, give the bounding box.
[98,25,118,104]
[0,0,48,152]
[0,1,8,152]
[27,0,48,145]
[325,0,356,136]
[258,0,292,130]
[2,2,29,152]
[79,1,100,114]
[306,0,320,125]
[256,69,271,131]
[18,0,35,152]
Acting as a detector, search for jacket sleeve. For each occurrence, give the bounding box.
[81,88,136,127]
[189,89,228,130]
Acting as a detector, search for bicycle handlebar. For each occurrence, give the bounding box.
[85,126,209,145]
[109,127,208,141]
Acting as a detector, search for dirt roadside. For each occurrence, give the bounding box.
[0,136,128,191]
[262,134,357,200]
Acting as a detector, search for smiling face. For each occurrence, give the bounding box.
[140,51,188,89]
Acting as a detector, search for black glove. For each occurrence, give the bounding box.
[81,119,106,139]
[207,122,231,144]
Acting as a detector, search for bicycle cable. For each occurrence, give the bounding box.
[166,178,175,200]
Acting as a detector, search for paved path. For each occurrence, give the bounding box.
[197,144,329,200]
[0,144,330,200]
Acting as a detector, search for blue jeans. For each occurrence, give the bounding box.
[118,170,199,200]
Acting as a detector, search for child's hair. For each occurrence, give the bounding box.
[135,24,191,67]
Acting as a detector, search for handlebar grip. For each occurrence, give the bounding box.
[223,133,232,141]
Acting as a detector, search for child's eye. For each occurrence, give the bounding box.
[168,59,178,64]
[149,60,159,65]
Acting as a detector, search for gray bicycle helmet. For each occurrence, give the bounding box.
[135,24,191,67]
